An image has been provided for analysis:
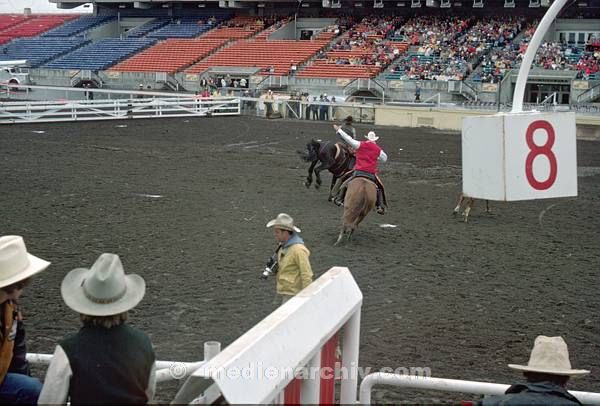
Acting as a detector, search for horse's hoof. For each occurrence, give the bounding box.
[304,182,310,188]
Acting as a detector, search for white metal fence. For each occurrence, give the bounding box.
[0,96,240,124]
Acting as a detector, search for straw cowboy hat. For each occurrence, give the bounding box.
[0,236,50,289]
[266,213,301,233]
[61,253,145,317]
[508,335,590,376]
[365,131,379,142]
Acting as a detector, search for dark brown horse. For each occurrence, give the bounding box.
[335,177,377,245]
[298,139,355,201]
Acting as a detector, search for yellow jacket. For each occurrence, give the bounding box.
[276,240,313,296]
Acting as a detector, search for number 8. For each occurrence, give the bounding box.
[525,120,557,190]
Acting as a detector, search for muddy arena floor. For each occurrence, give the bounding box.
[1,115,599,403]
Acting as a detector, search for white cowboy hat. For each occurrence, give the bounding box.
[508,336,590,376]
[365,131,379,142]
[266,213,301,233]
[61,253,145,317]
[0,236,50,289]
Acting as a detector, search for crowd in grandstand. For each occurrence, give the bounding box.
[315,15,405,68]
[1,11,599,87]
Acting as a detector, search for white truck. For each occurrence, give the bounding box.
[0,60,30,87]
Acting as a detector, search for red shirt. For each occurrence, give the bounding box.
[355,141,382,174]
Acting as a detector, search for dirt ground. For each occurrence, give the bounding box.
[1,116,599,403]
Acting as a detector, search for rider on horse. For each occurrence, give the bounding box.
[333,124,388,214]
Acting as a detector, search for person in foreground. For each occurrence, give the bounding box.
[478,335,589,406]
[38,253,156,405]
[0,235,50,404]
[266,213,313,304]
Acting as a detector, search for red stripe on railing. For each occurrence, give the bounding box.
[320,333,339,405]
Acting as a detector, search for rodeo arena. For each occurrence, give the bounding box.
[1,0,600,402]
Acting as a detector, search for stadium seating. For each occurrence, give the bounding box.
[0,15,27,32]
[185,38,330,76]
[42,15,115,37]
[43,38,156,70]
[126,17,171,38]
[199,16,265,40]
[0,15,77,41]
[110,37,228,73]
[297,17,407,79]
[0,37,88,67]
[148,15,229,39]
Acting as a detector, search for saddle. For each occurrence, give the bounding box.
[340,170,387,207]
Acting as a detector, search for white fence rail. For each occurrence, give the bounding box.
[0,97,240,124]
[359,373,600,405]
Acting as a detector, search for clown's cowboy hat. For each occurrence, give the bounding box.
[61,253,145,317]
[266,213,301,233]
[0,235,50,288]
[508,335,589,376]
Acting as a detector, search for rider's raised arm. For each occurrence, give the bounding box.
[378,150,388,163]
[334,126,360,149]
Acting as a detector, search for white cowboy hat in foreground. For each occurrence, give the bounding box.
[508,335,590,376]
[0,235,50,288]
[61,253,145,317]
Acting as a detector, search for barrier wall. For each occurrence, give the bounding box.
[375,105,600,136]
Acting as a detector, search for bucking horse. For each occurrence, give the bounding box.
[298,139,355,201]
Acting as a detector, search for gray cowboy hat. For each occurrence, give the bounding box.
[266,213,301,233]
[61,253,145,317]
[508,336,589,376]
[0,235,50,289]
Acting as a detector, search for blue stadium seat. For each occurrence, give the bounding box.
[43,38,157,70]
[0,37,88,68]
[42,15,115,38]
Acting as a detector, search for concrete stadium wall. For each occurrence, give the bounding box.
[375,106,486,130]
[375,105,600,136]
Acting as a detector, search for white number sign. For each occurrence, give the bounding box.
[462,112,577,201]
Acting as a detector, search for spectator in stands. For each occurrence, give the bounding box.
[39,253,156,405]
[0,236,50,405]
[333,125,388,214]
[265,213,313,305]
[477,336,589,406]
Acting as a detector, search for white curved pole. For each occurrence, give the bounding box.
[511,0,569,113]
